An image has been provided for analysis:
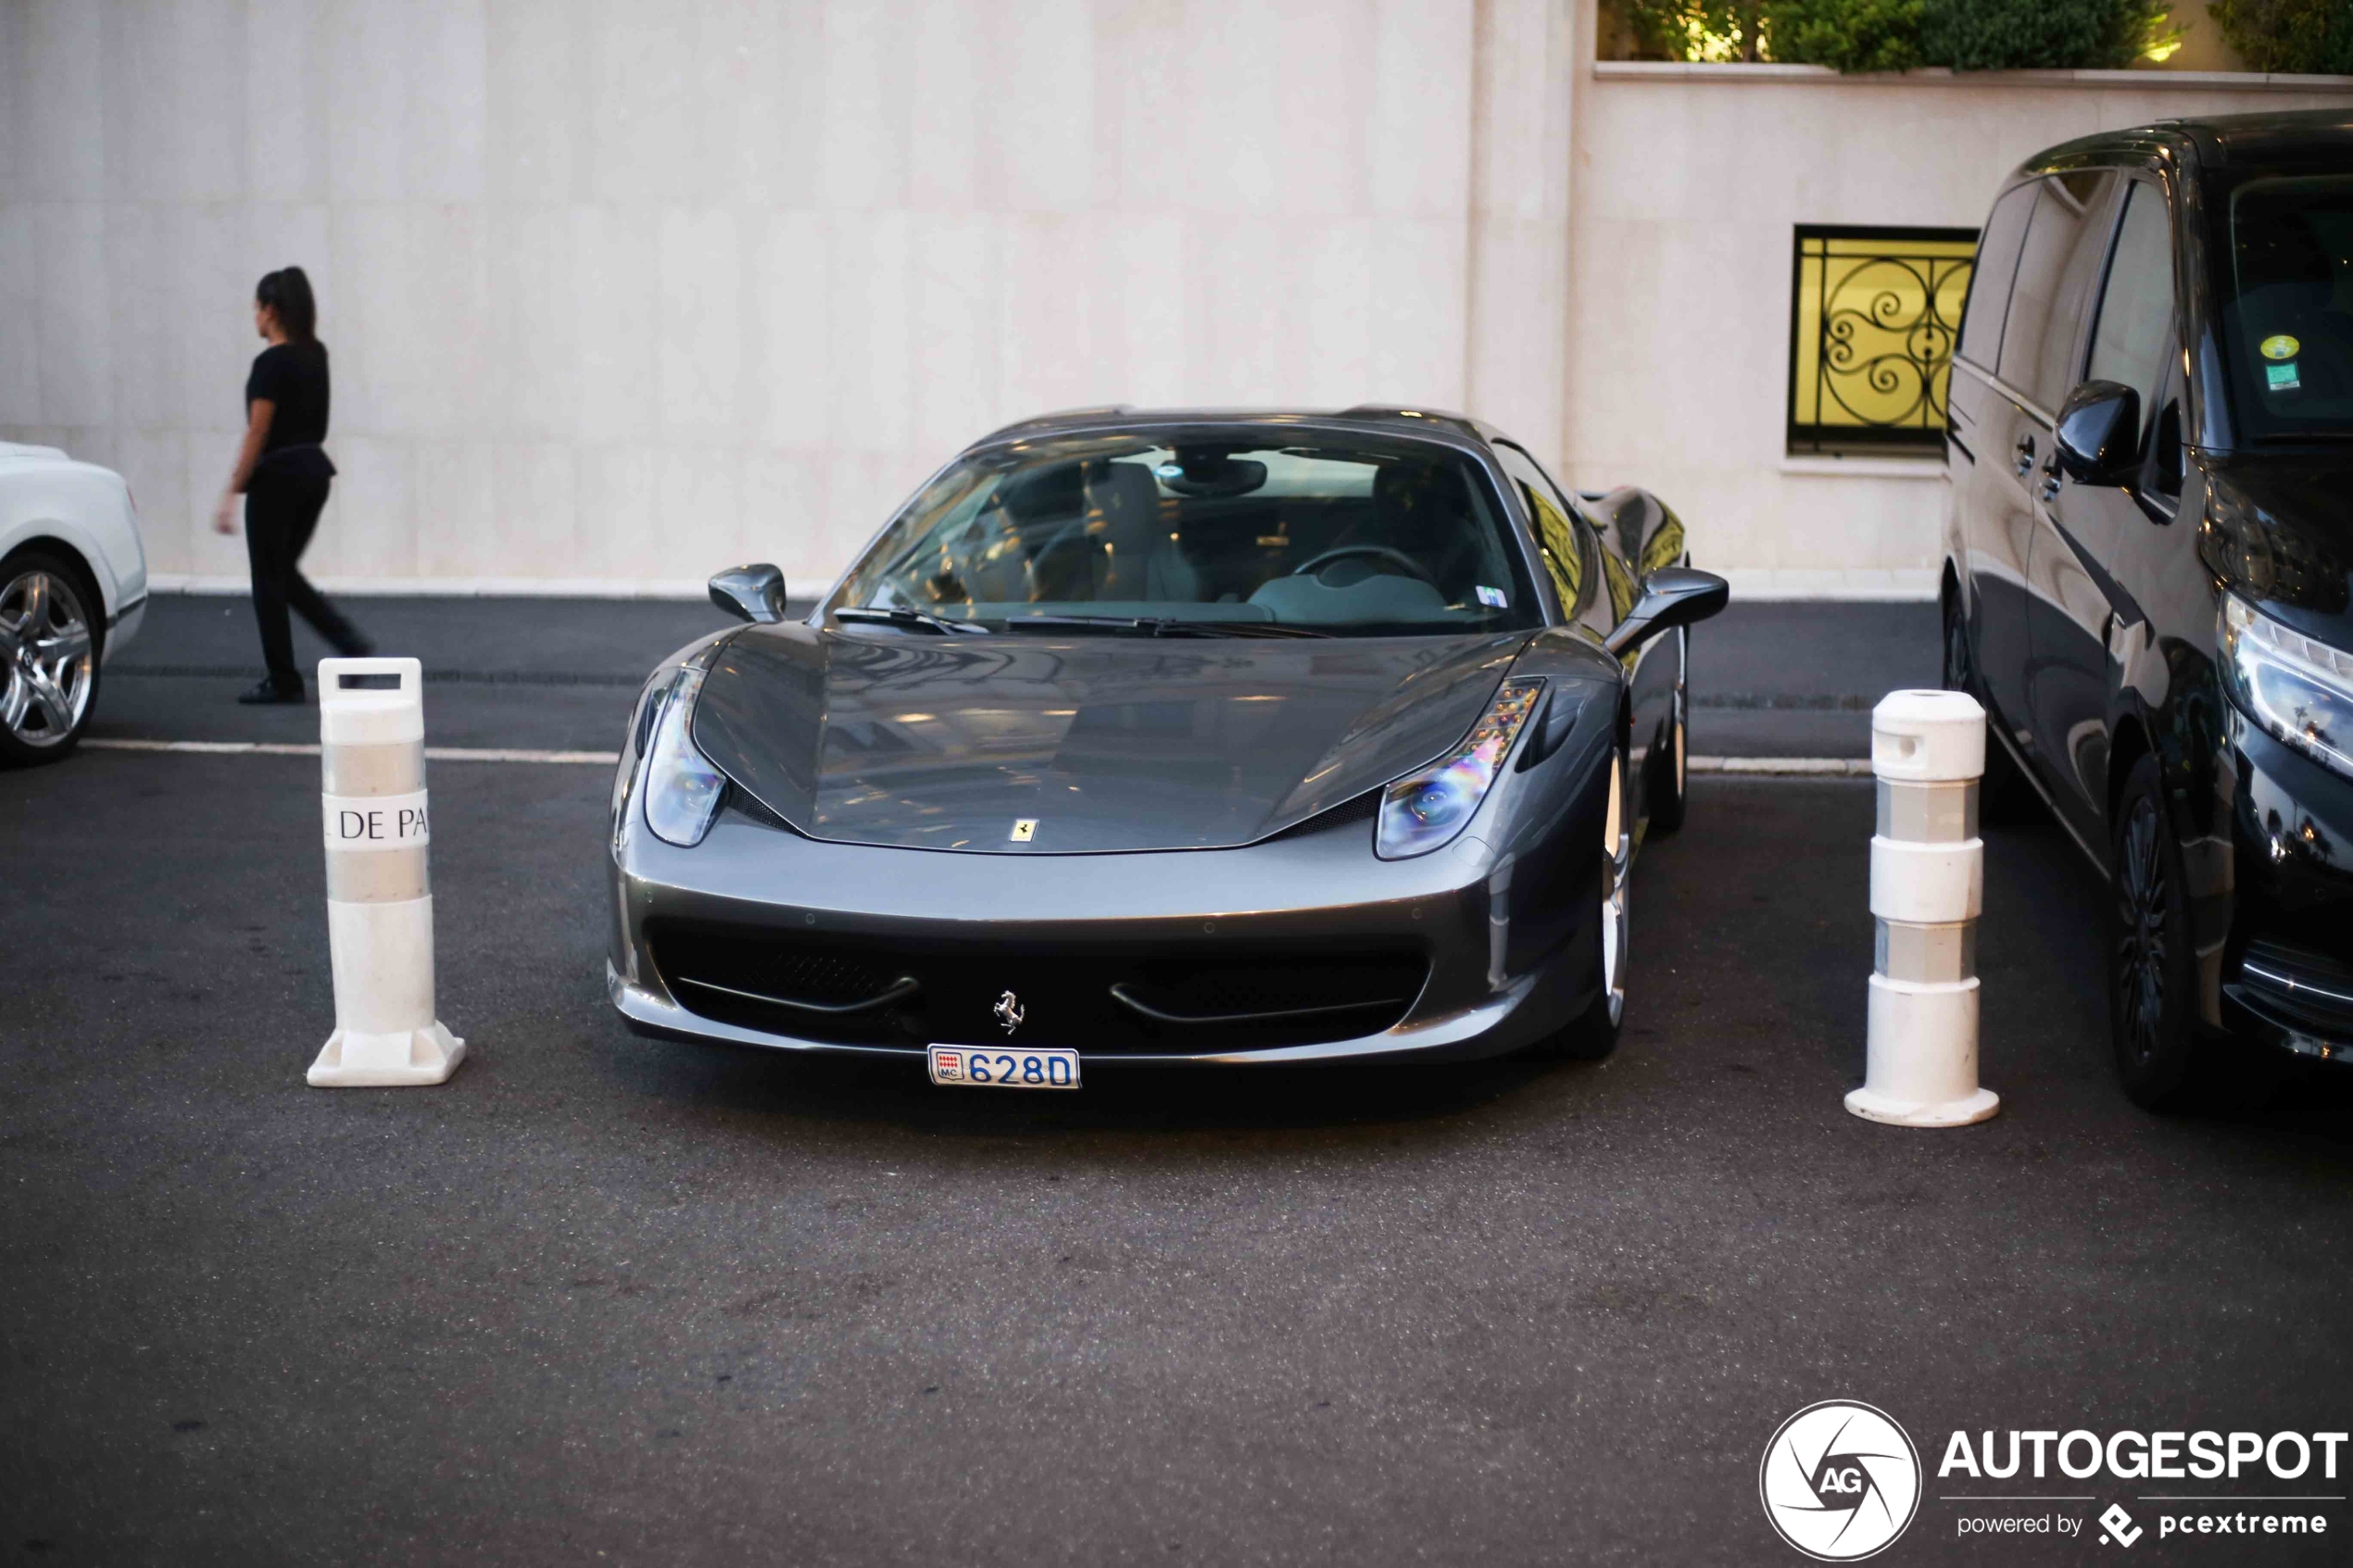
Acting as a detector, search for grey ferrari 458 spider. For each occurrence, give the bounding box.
[607,407,1725,1086]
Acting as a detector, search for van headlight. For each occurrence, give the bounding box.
[2221,594,2353,778]
[1377,677,1545,859]
[638,666,727,846]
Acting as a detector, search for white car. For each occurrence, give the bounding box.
[0,441,148,764]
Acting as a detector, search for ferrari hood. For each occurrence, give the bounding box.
[691,625,1532,853]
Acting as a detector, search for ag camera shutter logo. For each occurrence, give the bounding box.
[1760,1400,1922,1561]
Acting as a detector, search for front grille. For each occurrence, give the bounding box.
[2233,937,2353,1037]
[648,919,1428,1053]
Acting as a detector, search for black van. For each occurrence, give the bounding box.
[1943,110,2353,1107]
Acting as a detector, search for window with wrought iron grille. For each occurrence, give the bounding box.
[1787,226,1979,456]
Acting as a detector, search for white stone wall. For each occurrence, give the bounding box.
[1564,55,2353,596]
[2,0,2348,598]
[3,0,1557,594]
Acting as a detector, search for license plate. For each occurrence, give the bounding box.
[928,1045,1080,1089]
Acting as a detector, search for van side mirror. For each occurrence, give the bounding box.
[709,562,786,624]
[1603,566,1730,658]
[2053,380,2141,484]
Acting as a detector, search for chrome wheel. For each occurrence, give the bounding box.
[0,568,95,749]
[1673,672,1687,799]
[1599,750,1629,1026]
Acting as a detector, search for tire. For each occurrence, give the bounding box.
[2108,752,2246,1110]
[1647,625,1689,834]
[1531,746,1629,1061]
[1940,587,2032,822]
[0,548,102,768]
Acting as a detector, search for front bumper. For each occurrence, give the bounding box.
[607,798,1599,1067]
[2219,715,2353,1064]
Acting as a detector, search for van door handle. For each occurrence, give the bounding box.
[2013,433,2036,475]
[2038,454,2062,502]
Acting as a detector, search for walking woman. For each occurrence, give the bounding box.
[212,266,371,703]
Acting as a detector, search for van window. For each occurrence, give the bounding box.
[1999,172,2118,412]
[2087,181,2177,419]
[2216,173,2353,440]
[1957,184,2036,369]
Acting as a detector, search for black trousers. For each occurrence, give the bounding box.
[245,469,366,687]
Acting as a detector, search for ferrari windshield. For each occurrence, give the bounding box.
[835,431,1540,635]
[2219,173,2353,441]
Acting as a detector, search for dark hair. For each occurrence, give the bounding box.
[255,267,319,344]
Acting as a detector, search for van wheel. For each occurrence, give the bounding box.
[0,548,101,768]
[2110,757,2198,1107]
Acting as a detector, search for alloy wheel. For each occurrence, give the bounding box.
[0,569,94,748]
[1673,674,1687,800]
[1599,750,1629,1026]
[2115,796,2169,1073]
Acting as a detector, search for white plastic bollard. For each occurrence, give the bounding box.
[307,657,466,1087]
[1845,688,1999,1127]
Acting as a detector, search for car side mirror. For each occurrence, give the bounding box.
[1602,566,1729,658]
[2053,380,2141,484]
[709,562,786,624]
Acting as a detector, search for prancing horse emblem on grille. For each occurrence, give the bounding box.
[994,990,1026,1033]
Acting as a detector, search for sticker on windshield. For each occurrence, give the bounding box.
[2261,333,2301,361]
[1475,585,1507,608]
[2266,361,2302,392]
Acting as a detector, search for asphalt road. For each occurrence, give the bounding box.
[96,592,1937,756]
[8,610,2353,1565]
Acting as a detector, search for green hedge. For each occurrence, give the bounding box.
[1613,0,2175,71]
[1913,0,2174,70]
[2211,0,2353,74]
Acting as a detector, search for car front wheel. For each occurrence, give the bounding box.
[0,549,101,767]
[1533,746,1629,1061]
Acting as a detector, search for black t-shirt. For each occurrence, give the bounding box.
[245,342,330,454]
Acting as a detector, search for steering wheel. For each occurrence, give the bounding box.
[1291,545,1441,588]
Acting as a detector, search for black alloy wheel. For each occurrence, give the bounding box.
[2109,755,2206,1109]
[1940,590,2032,822]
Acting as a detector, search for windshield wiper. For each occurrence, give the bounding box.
[999,614,1332,639]
[833,606,992,635]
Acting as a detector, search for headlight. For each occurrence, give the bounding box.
[1377,677,1545,859]
[2221,594,2353,778]
[639,666,727,847]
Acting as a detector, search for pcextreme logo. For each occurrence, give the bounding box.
[1760,1400,1924,1561]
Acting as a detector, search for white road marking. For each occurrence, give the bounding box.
[82,737,620,765]
[1688,755,1871,776]
[83,738,1869,775]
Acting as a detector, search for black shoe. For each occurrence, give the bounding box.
[237,678,305,705]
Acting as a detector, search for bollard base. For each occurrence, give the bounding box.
[1844,1085,1999,1127]
[308,1021,466,1087]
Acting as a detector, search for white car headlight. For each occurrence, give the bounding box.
[2221,594,2353,779]
[1377,677,1545,859]
[640,666,727,847]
